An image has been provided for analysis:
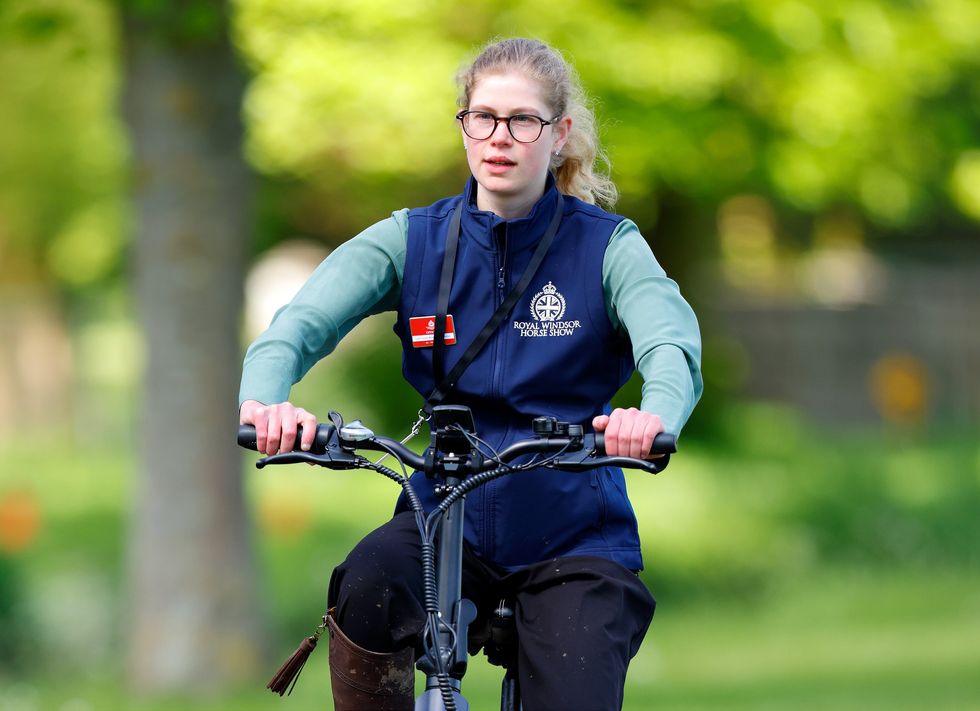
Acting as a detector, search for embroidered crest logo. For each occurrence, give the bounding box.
[513,281,581,338]
[530,281,566,322]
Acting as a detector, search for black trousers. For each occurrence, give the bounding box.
[328,512,656,711]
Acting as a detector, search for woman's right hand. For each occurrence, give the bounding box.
[239,400,318,455]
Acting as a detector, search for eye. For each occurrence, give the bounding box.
[511,115,540,125]
[472,112,495,121]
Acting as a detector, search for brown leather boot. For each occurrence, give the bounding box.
[326,611,415,710]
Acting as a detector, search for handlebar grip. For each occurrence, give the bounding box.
[594,432,676,456]
[237,425,259,450]
[237,424,337,454]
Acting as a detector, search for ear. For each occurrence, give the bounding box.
[552,114,572,154]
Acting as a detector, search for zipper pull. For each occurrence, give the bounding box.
[497,267,505,290]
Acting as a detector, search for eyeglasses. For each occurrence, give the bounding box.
[456,110,557,143]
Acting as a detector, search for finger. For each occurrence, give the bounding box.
[299,410,317,451]
[630,416,648,459]
[592,414,609,431]
[279,405,299,454]
[604,408,624,456]
[641,415,663,459]
[253,406,268,454]
[640,422,657,459]
[266,406,283,455]
[630,411,659,459]
[619,408,642,459]
[239,400,263,426]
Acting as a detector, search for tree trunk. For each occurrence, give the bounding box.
[122,3,265,692]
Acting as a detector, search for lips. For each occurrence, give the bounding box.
[485,156,516,166]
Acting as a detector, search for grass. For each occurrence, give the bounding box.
[3,567,979,710]
[635,569,980,710]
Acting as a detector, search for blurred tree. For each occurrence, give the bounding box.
[121,0,265,692]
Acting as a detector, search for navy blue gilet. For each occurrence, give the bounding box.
[393,176,641,571]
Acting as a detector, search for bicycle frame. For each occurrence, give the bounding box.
[414,483,476,710]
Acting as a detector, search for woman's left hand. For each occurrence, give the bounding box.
[592,408,664,459]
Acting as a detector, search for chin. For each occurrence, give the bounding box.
[478,174,521,195]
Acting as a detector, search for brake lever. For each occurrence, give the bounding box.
[547,433,671,474]
[600,454,669,474]
[549,453,669,474]
[255,449,360,470]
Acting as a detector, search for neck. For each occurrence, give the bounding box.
[476,181,547,220]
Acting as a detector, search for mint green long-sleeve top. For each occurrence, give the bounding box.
[240,209,703,434]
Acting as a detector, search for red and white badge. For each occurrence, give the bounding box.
[409,315,457,348]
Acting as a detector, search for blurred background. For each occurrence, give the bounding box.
[1,0,978,709]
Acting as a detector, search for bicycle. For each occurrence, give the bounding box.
[238,404,676,711]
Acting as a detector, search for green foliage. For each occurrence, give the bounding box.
[8,6,71,39]
[121,0,226,46]
[0,0,126,288]
[234,0,980,254]
[4,0,977,294]
[0,555,26,670]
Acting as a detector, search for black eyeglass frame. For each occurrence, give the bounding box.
[455,110,559,143]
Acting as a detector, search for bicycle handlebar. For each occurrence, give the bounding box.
[237,423,336,455]
[597,431,677,456]
[237,421,676,475]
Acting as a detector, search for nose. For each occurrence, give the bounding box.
[489,118,513,144]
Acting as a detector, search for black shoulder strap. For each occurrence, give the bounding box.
[427,197,564,411]
[432,205,462,384]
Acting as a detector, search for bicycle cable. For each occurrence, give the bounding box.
[362,435,457,711]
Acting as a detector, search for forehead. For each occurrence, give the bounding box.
[468,72,550,113]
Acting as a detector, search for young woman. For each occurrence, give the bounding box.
[240,38,702,710]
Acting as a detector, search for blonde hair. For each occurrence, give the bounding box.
[456,38,618,209]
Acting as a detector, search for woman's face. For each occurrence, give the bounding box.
[462,72,571,217]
